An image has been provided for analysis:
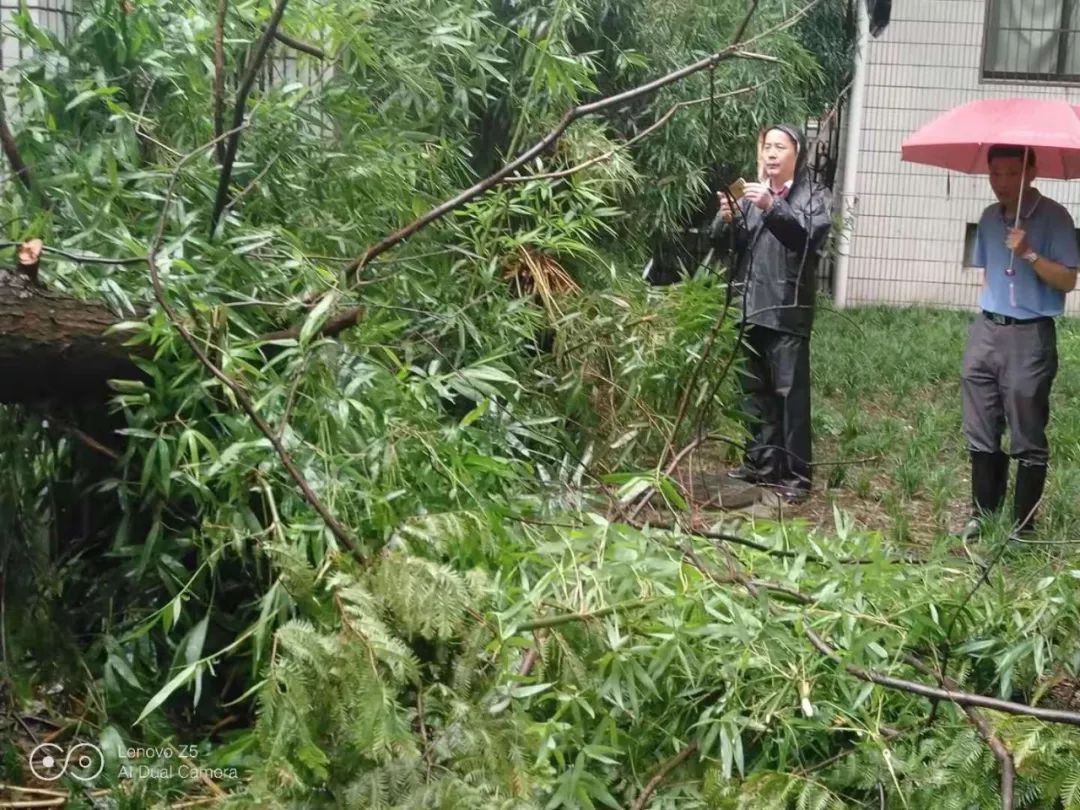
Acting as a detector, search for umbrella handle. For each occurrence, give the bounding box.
[1005,146,1030,279]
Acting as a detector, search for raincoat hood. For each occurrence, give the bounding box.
[759,123,809,187]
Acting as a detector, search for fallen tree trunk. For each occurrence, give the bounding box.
[0,267,143,404]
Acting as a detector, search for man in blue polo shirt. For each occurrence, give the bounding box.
[961,144,1079,539]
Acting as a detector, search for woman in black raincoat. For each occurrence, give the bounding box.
[711,124,834,502]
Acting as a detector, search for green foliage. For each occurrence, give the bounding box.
[26,2,1075,810]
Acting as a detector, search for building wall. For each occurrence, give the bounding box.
[847,0,1080,312]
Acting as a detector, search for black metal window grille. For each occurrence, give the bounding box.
[983,0,1080,82]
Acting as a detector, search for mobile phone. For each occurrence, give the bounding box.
[727,177,747,200]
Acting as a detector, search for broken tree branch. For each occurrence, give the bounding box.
[0,262,146,403]
[283,0,820,342]
[209,0,289,236]
[149,126,364,559]
[17,239,42,285]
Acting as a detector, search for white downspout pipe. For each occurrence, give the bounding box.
[834,0,870,309]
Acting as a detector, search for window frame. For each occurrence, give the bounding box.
[981,0,1080,84]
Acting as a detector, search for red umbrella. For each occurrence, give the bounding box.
[901,97,1080,179]
[901,97,1080,305]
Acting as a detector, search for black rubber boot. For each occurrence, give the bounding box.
[957,451,1009,539]
[1012,462,1048,536]
[728,464,768,484]
[973,451,1009,515]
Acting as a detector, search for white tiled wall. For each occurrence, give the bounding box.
[847,0,1080,312]
[2,0,72,111]
[1,0,71,68]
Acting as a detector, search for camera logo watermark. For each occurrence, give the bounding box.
[28,742,105,782]
[27,742,239,783]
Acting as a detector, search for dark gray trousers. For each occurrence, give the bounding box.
[741,325,812,483]
[961,315,1058,465]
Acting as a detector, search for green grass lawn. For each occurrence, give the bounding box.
[808,304,1080,545]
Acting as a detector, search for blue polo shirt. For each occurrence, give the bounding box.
[974,191,1079,318]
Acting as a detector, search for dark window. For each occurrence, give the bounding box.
[963,223,979,266]
[983,0,1080,82]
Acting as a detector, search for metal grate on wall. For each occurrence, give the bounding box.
[2,0,73,75]
[258,38,330,97]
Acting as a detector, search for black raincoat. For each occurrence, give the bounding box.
[710,125,833,337]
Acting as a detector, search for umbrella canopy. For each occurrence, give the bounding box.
[901,97,1080,179]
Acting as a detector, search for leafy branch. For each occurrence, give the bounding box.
[708,555,1080,728]
[0,241,145,266]
[146,126,364,559]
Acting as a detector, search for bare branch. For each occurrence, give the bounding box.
[0,241,146,266]
[506,85,760,184]
[213,0,228,164]
[631,741,698,810]
[209,0,290,236]
[518,600,653,633]
[220,152,280,221]
[732,49,784,64]
[643,519,895,566]
[803,626,1080,727]
[148,125,365,560]
[271,28,325,59]
[64,424,121,462]
[732,0,763,43]
[902,653,1016,810]
[260,305,365,342]
[0,104,46,207]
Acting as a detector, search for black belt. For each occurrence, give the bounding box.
[982,310,1052,326]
